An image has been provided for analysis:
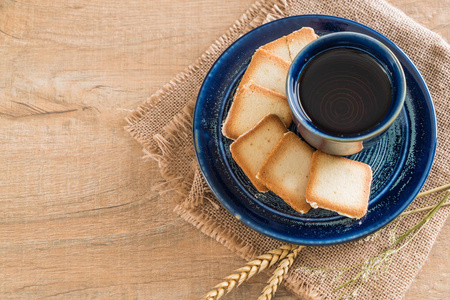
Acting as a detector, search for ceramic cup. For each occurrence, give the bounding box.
[286,32,406,156]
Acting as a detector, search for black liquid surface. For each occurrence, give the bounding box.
[298,48,392,136]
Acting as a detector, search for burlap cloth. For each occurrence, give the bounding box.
[126,0,450,298]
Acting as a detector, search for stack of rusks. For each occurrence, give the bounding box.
[222,27,372,219]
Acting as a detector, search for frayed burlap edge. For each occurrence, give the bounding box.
[173,204,261,261]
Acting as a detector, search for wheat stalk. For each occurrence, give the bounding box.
[258,245,305,300]
[202,244,298,300]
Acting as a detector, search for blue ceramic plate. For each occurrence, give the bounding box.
[193,15,437,246]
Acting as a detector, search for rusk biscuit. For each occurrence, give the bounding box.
[222,82,292,140]
[230,114,288,192]
[260,36,291,62]
[237,49,290,96]
[286,27,319,60]
[257,132,314,214]
[305,151,372,219]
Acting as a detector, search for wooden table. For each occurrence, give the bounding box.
[1,0,448,299]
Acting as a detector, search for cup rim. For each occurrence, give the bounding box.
[286,31,407,143]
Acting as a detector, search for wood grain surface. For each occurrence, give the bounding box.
[0,0,448,299]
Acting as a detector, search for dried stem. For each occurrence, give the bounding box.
[393,191,449,248]
[258,245,305,300]
[202,244,297,300]
[415,183,450,198]
[400,199,450,217]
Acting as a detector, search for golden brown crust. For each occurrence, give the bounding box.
[257,132,314,214]
[222,82,292,140]
[246,81,284,97]
[286,27,319,61]
[287,27,318,40]
[230,114,288,192]
[305,151,372,219]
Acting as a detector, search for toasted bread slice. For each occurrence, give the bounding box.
[222,82,292,140]
[286,27,318,61]
[257,132,314,214]
[305,151,372,219]
[230,114,288,192]
[237,49,290,96]
[260,36,291,63]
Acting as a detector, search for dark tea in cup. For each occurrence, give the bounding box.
[298,48,392,136]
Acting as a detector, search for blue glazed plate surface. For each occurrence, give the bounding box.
[193,15,437,246]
